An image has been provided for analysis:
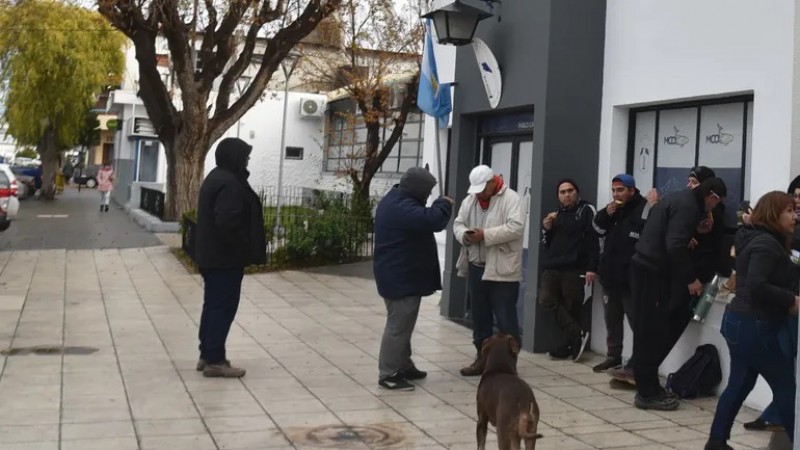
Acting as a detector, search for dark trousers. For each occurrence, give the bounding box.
[199,268,244,364]
[538,269,585,344]
[627,284,693,368]
[630,262,672,398]
[602,285,635,359]
[468,264,521,348]
[710,311,795,442]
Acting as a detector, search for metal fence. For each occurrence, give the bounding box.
[140,187,165,220]
[182,187,375,268]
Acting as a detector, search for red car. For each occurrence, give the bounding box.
[0,170,11,231]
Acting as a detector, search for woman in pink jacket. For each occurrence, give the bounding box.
[97,163,115,212]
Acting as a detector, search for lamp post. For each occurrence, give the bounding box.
[234,76,252,138]
[275,50,301,237]
[421,0,493,46]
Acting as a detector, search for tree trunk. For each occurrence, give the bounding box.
[36,127,60,200]
[354,173,374,218]
[164,130,209,221]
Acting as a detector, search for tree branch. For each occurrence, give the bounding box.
[209,0,342,143]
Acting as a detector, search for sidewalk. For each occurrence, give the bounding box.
[0,246,772,450]
[0,187,161,250]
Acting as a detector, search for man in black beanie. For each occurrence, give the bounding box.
[539,178,599,362]
[373,167,453,391]
[195,137,266,378]
[629,177,727,410]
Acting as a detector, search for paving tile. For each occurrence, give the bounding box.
[61,421,136,440]
[60,436,139,450]
[139,433,218,450]
[0,424,59,443]
[0,442,59,450]
[574,430,651,448]
[204,415,276,434]
[213,429,291,449]
[634,425,707,443]
[134,418,208,437]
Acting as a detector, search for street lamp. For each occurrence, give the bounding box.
[421,0,493,46]
[274,50,302,237]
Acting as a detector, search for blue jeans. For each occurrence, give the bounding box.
[709,310,795,442]
[199,268,245,364]
[759,315,798,425]
[467,264,521,347]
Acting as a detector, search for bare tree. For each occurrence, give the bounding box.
[97,0,342,219]
[300,0,425,212]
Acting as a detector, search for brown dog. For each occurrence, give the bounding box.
[476,334,542,450]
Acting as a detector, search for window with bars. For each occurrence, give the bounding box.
[324,110,424,174]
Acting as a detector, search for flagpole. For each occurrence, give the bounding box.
[435,124,444,197]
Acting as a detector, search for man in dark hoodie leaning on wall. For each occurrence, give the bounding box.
[194,137,267,378]
[373,167,454,391]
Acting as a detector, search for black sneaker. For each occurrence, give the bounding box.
[547,345,572,360]
[572,331,590,362]
[704,439,734,450]
[378,374,415,391]
[634,393,679,411]
[743,418,784,432]
[399,366,427,380]
[592,356,622,373]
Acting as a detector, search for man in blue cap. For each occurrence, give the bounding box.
[591,174,650,373]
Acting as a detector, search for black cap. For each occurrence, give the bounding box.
[689,166,716,183]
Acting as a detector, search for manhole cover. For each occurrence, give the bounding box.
[289,424,404,448]
[0,346,98,356]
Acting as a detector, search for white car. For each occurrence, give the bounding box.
[0,164,20,217]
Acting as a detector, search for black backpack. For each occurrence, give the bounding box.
[665,344,722,399]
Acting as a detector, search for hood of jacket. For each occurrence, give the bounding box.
[399,167,436,203]
[215,137,252,179]
[736,225,785,255]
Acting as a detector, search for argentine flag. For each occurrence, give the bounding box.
[417,19,452,129]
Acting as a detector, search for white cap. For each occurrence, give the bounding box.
[467,165,494,194]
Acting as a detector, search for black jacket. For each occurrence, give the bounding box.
[373,185,452,299]
[728,227,797,323]
[633,188,706,284]
[690,202,736,282]
[594,192,648,290]
[541,199,599,272]
[195,138,267,269]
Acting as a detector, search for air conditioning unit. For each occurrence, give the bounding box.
[299,98,325,118]
[130,117,157,138]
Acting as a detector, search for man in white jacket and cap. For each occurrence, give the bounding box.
[453,165,526,377]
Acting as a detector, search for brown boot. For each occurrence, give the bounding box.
[203,362,246,378]
[459,351,486,377]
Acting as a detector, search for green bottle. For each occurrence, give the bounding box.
[692,274,721,323]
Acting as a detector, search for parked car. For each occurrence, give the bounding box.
[12,173,34,199]
[10,165,41,194]
[0,171,11,231]
[0,164,21,217]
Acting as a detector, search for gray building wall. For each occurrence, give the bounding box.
[440,0,607,352]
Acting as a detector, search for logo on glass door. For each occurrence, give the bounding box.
[663,126,690,148]
[638,136,650,172]
[705,123,735,146]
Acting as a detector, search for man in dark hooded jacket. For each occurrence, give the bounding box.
[195,137,266,378]
[374,167,453,391]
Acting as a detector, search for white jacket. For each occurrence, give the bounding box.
[453,185,525,282]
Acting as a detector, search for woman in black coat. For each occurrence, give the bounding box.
[706,191,800,450]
